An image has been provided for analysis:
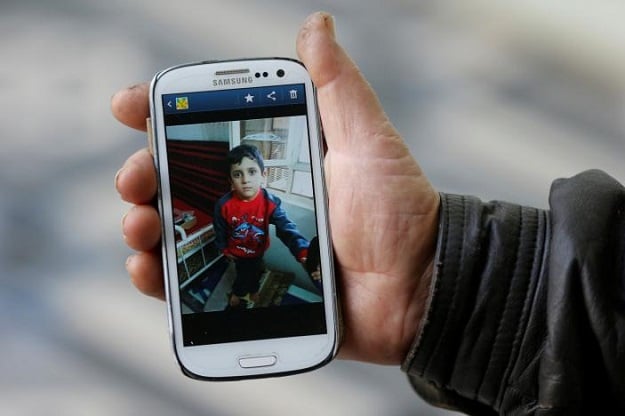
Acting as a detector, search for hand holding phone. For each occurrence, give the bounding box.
[115,11,439,371]
[149,58,340,380]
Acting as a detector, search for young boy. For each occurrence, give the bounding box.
[213,144,311,308]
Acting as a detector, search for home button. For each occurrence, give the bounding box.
[238,355,277,368]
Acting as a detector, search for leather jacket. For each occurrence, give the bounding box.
[402,170,625,415]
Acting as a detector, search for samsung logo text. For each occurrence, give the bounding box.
[213,77,254,87]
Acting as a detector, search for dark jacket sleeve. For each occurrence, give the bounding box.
[213,196,228,253]
[402,170,625,415]
[266,190,309,261]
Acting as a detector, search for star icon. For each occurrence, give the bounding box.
[244,93,254,103]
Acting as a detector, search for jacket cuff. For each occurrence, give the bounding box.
[401,193,548,410]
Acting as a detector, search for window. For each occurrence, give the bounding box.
[231,116,314,209]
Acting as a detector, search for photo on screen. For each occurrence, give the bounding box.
[165,116,323,315]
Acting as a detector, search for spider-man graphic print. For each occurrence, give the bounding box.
[214,188,309,261]
[230,214,266,256]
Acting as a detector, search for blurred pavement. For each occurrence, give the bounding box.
[1,1,623,415]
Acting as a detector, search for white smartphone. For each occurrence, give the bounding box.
[149,58,340,380]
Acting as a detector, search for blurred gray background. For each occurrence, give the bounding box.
[1,1,623,415]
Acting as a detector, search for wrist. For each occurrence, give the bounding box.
[398,257,436,363]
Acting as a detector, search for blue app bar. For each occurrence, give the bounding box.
[162,83,305,114]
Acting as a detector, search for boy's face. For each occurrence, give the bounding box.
[229,156,265,201]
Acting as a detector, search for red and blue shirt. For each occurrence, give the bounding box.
[213,188,309,261]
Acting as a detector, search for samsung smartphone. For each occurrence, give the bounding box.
[149,58,340,380]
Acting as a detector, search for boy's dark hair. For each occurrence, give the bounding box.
[226,144,265,172]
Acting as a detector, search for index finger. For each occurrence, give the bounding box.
[111,82,150,131]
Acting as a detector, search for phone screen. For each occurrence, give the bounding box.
[160,83,327,346]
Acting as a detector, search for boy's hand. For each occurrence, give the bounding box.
[113,12,439,365]
[310,266,321,282]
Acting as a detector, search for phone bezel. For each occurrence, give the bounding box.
[149,58,340,380]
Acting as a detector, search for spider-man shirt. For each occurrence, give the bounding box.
[213,188,309,261]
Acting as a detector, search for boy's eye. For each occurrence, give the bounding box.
[248,169,257,175]
[232,172,241,178]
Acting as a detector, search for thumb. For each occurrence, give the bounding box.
[296,12,403,156]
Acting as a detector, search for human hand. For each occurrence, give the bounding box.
[310,266,321,282]
[112,12,439,365]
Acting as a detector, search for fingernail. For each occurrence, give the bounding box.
[114,166,126,193]
[312,12,336,39]
[323,13,336,39]
[121,211,129,241]
[125,254,136,269]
